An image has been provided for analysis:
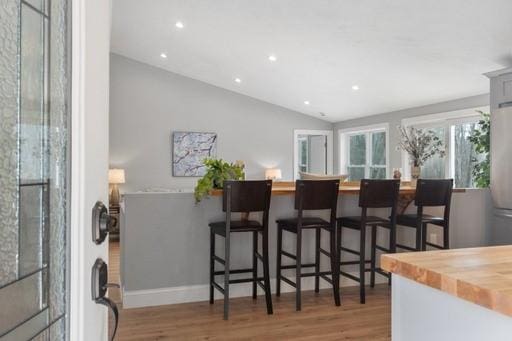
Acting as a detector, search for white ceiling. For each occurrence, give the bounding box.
[111,0,512,122]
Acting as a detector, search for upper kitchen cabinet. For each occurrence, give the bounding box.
[485,68,512,110]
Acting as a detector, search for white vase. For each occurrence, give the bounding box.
[411,165,421,187]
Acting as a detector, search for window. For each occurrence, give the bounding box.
[339,124,389,181]
[401,107,489,188]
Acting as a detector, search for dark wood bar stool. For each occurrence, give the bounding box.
[337,179,400,304]
[209,180,273,320]
[395,179,453,251]
[275,180,341,311]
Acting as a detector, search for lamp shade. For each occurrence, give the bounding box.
[109,169,125,184]
[265,168,282,180]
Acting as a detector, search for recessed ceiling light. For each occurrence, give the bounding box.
[234,78,242,83]
[304,100,310,105]
[175,21,184,29]
[268,55,277,62]
[352,85,360,91]
[160,53,167,59]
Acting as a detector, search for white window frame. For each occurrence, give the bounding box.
[338,123,390,179]
[293,129,333,180]
[400,106,489,184]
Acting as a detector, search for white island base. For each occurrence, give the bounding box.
[392,275,512,341]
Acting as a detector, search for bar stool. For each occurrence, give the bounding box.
[209,180,273,320]
[395,179,453,251]
[276,180,341,311]
[337,179,400,304]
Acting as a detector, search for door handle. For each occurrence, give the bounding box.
[92,258,119,341]
[92,201,114,244]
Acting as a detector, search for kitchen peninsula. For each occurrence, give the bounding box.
[382,246,512,340]
[119,182,488,309]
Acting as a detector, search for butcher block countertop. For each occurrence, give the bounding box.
[210,181,465,196]
[381,245,512,317]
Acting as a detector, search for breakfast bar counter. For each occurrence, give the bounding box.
[382,246,512,340]
[119,186,488,310]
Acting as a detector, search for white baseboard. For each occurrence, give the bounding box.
[122,273,388,309]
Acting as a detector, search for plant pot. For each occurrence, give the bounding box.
[411,165,421,187]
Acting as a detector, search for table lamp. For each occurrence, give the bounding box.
[109,168,125,206]
[265,168,282,181]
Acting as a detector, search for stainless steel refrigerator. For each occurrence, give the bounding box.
[486,68,512,244]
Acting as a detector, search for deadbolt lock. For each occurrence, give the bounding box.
[92,201,114,244]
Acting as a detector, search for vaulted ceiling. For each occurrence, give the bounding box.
[111,0,512,122]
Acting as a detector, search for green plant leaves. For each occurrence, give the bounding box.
[467,111,490,188]
[194,158,245,203]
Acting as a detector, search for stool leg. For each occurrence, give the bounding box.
[315,227,321,293]
[209,230,215,304]
[223,234,230,320]
[329,227,341,306]
[252,231,258,299]
[296,227,302,311]
[276,226,282,297]
[359,226,366,304]
[262,230,273,314]
[370,226,377,288]
[422,223,428,251]
[337,225,342,267]
[415,223,422,251]
[443,224,450,249]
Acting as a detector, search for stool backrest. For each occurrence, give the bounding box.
[414,179,453,207]
[222,180,272,213]
[359,179,400,208]
[294,180,340,211]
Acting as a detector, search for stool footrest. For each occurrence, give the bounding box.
[281,250,297,260]
[340,270,360,282]
[425,241,445,249]
[374,268,390,278]
[280,276,296,288]
[212,281,225,294]
[340,260,371,266]
[255,252,264,261]
[320,274,333,285]
[396,243,417,251]
[340,246,360,256]
[213,255,225,265]
[280,263,316,270]
[213,268,254,276]
[257,281,266,290]
[301,271,331,278]
[375,245,391,253]
[319,248,331,257]
[229,277,264,284]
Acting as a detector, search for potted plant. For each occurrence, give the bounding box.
[397,126,446,186]
[194,158,245,203]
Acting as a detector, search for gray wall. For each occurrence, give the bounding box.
[110,54,332,192]
[333,94,490,174]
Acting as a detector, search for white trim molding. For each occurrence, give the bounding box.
[293,129,333,180]
[122,273,387,309]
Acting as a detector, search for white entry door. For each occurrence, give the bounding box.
[70,0,112,340]
[0,0,111,340]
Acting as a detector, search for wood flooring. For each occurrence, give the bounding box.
[109,242,391,340]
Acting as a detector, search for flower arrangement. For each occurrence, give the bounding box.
[397,126,446,167]
[194,158,245,203]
